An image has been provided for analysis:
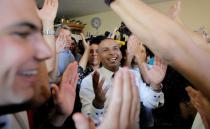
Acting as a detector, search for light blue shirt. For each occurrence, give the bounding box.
[58,50,75,77]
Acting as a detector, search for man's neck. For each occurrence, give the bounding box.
[103,65,119,72]
[92,65,100,71]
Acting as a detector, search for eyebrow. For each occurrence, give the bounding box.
[0,21,41,36]
[14,22,39,31]
[6,22,40,33]
[100,44,120,50]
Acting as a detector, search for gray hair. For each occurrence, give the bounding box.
[55,24,71,36]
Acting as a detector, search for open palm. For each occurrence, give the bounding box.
[36,0,58,22]
[51,62,78,116]
[144,56,167,85]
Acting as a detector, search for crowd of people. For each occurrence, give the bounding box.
[0,0,209,129]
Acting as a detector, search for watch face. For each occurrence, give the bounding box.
[91,17,101,29]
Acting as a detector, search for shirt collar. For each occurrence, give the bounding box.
[99,66,121,80]
[59,49,71,53]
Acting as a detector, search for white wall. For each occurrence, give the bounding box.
[74,0,210,36]
[74,11,121,36]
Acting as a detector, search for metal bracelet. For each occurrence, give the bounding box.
[150,83,163,92]
[42,29,55,35]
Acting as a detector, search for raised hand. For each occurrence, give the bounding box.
[186,86,210,129]
[124,35,135,67]
[73,68,140,129]
[167,0,209,46]
[50,62,78,126]
[80,33,90,50]
[141,56,167,85]
[36,0,58,22]
[111,68,140,129]
[110,27,118,39]
[56,34,66,53]
[127,35,139,57]
[167,0,182,24]
[92,71,106,109]
[128,35,147,64]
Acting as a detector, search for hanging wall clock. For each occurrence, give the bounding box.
[91,17,101,29]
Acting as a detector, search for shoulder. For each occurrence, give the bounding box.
[81,72,94,88]
[129,68,139,76]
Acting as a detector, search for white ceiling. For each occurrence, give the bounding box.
[37,0,173,18]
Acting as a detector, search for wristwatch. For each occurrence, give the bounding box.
[150,83,163,92]
[42,29,55,35]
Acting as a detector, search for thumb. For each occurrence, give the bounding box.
[51,84,60,103]
[73,113,91,129]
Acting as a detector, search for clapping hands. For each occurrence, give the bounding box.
[73,68,140,129]
[92,71,106,109]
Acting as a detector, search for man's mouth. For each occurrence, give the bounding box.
[18,69,38,77]
[108,57,117,63]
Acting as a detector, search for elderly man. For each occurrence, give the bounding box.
[80,38,164,127]
[55,25,75,79]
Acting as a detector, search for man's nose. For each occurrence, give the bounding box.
[34,36,52,61]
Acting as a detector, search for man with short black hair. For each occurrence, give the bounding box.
[80,38,164,127]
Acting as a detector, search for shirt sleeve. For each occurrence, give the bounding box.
[57,51,75,77]
[131,70,164,109]
[79,75,105,126]
[140,83,164,109]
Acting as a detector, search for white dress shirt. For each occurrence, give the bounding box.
[191,113,205,129]
[80,66,164,126]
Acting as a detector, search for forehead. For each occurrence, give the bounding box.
[60,29,71,35]
[99,39,120,49]
[0,0,41,32]
[90,44,99,48]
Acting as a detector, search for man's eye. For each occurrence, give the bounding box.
[113,47,119,50]
[12,32,30,38]
[102,49,108,52]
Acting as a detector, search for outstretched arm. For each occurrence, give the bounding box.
[106,0,210,100]
[36,0,58,73]
[127,35,166,90]
[79,33,90,70]
[167,0,208,48]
